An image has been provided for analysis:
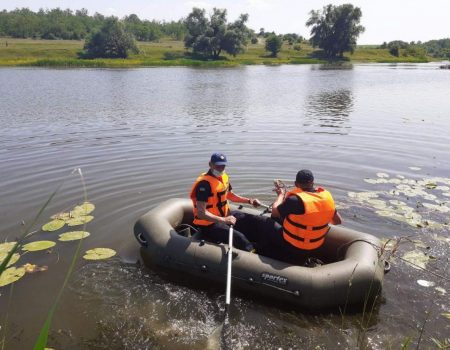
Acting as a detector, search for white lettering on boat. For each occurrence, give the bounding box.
[261,272,288,285]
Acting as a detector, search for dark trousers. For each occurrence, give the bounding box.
[253,216,325,265]
[199,221,254,251]
[197,211,266,252]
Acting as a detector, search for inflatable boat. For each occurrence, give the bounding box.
[134,198,387,310]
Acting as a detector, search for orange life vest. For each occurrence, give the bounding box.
[190,172,230,226]
[282,187,335,250]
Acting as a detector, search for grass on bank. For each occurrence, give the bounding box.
[0,37,436,67]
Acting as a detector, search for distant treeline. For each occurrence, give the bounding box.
[380,39,450,59]
[0,8,186,41]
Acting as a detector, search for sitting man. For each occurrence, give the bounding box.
[268,169,342,264]
[190,152,261,252]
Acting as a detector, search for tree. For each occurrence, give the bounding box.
[265,34,282,57]
[82,17,138,58]
[184,7,250,59]
[306,4,365,58]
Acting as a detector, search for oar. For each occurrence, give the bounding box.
[206,226,234,349]
[225,225,234,305]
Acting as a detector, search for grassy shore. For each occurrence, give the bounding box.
[0,37,432,68]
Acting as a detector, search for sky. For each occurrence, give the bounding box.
[2,0,449,44]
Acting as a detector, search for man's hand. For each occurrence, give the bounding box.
[223,215,237,225]
[249,198,262,207]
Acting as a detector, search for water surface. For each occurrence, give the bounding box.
[0,64,449,349]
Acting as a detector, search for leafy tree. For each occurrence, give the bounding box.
[184,7,250,59]
[389,45,399,57]
[82,17,138,58]
[306,4,365,58]
[265,34,283,57]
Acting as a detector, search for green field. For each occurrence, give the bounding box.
[0,37,432,67]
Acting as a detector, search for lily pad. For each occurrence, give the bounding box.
[83,248,116,260]
[50,212,71,221]
[0,266,26,287]
[0,242,16,254]
[59,231,90,241]
[364,178,379,184]
[417,280,435,287]
[0,252,20,267]
[42,219,65,232]
[377,172,390,178]
[72,202,95,216]
[435,287,446,295]
[402,250,431,270]
[23,263,48,273]
[66,215,94,227]
[22,241,56,252]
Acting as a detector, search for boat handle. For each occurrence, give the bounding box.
[136,232,147,246]
[384,260,391,274]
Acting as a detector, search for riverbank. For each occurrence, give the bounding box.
[0,37,432,67]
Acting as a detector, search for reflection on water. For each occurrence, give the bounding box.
[304,89,353,134]
[181,69,249,129]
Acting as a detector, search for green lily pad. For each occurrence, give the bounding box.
[0,266,26,287]
[22,241,56,252]
[66,215,94,227]
[0,252,20,267]
[83,248,116,260]
[72,202,95,216]
[50,212,71,221]
[42,219,65,232]
[58,231,90,241]
[0,242,16,254]
[402,250,431,270]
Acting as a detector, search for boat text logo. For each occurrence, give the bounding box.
[261,272,288,285]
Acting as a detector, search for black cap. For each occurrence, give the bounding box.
[296,169,314,183]
[210,152,227,165]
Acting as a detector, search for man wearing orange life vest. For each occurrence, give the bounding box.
[190,153,262,252]
[270,169,342,262]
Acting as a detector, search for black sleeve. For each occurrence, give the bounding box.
[195,180,212,202]
[278,196,305,220]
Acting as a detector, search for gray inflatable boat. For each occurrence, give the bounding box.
[134,198,387,310]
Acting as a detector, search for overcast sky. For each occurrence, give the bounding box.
[3,0,449,44]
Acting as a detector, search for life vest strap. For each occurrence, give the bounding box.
[286,216,329,231]
[283,228,328,243]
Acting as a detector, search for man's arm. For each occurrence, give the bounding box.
[331,210,342,225]
[227,191,261,207]
[196,201,236,225]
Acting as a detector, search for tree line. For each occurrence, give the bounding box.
[1,5,449,60]
[380,39,450,59]
[0,8,186,41]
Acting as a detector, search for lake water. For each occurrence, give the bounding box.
[0,64,449,349]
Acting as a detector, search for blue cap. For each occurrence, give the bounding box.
[210,153,227,165]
